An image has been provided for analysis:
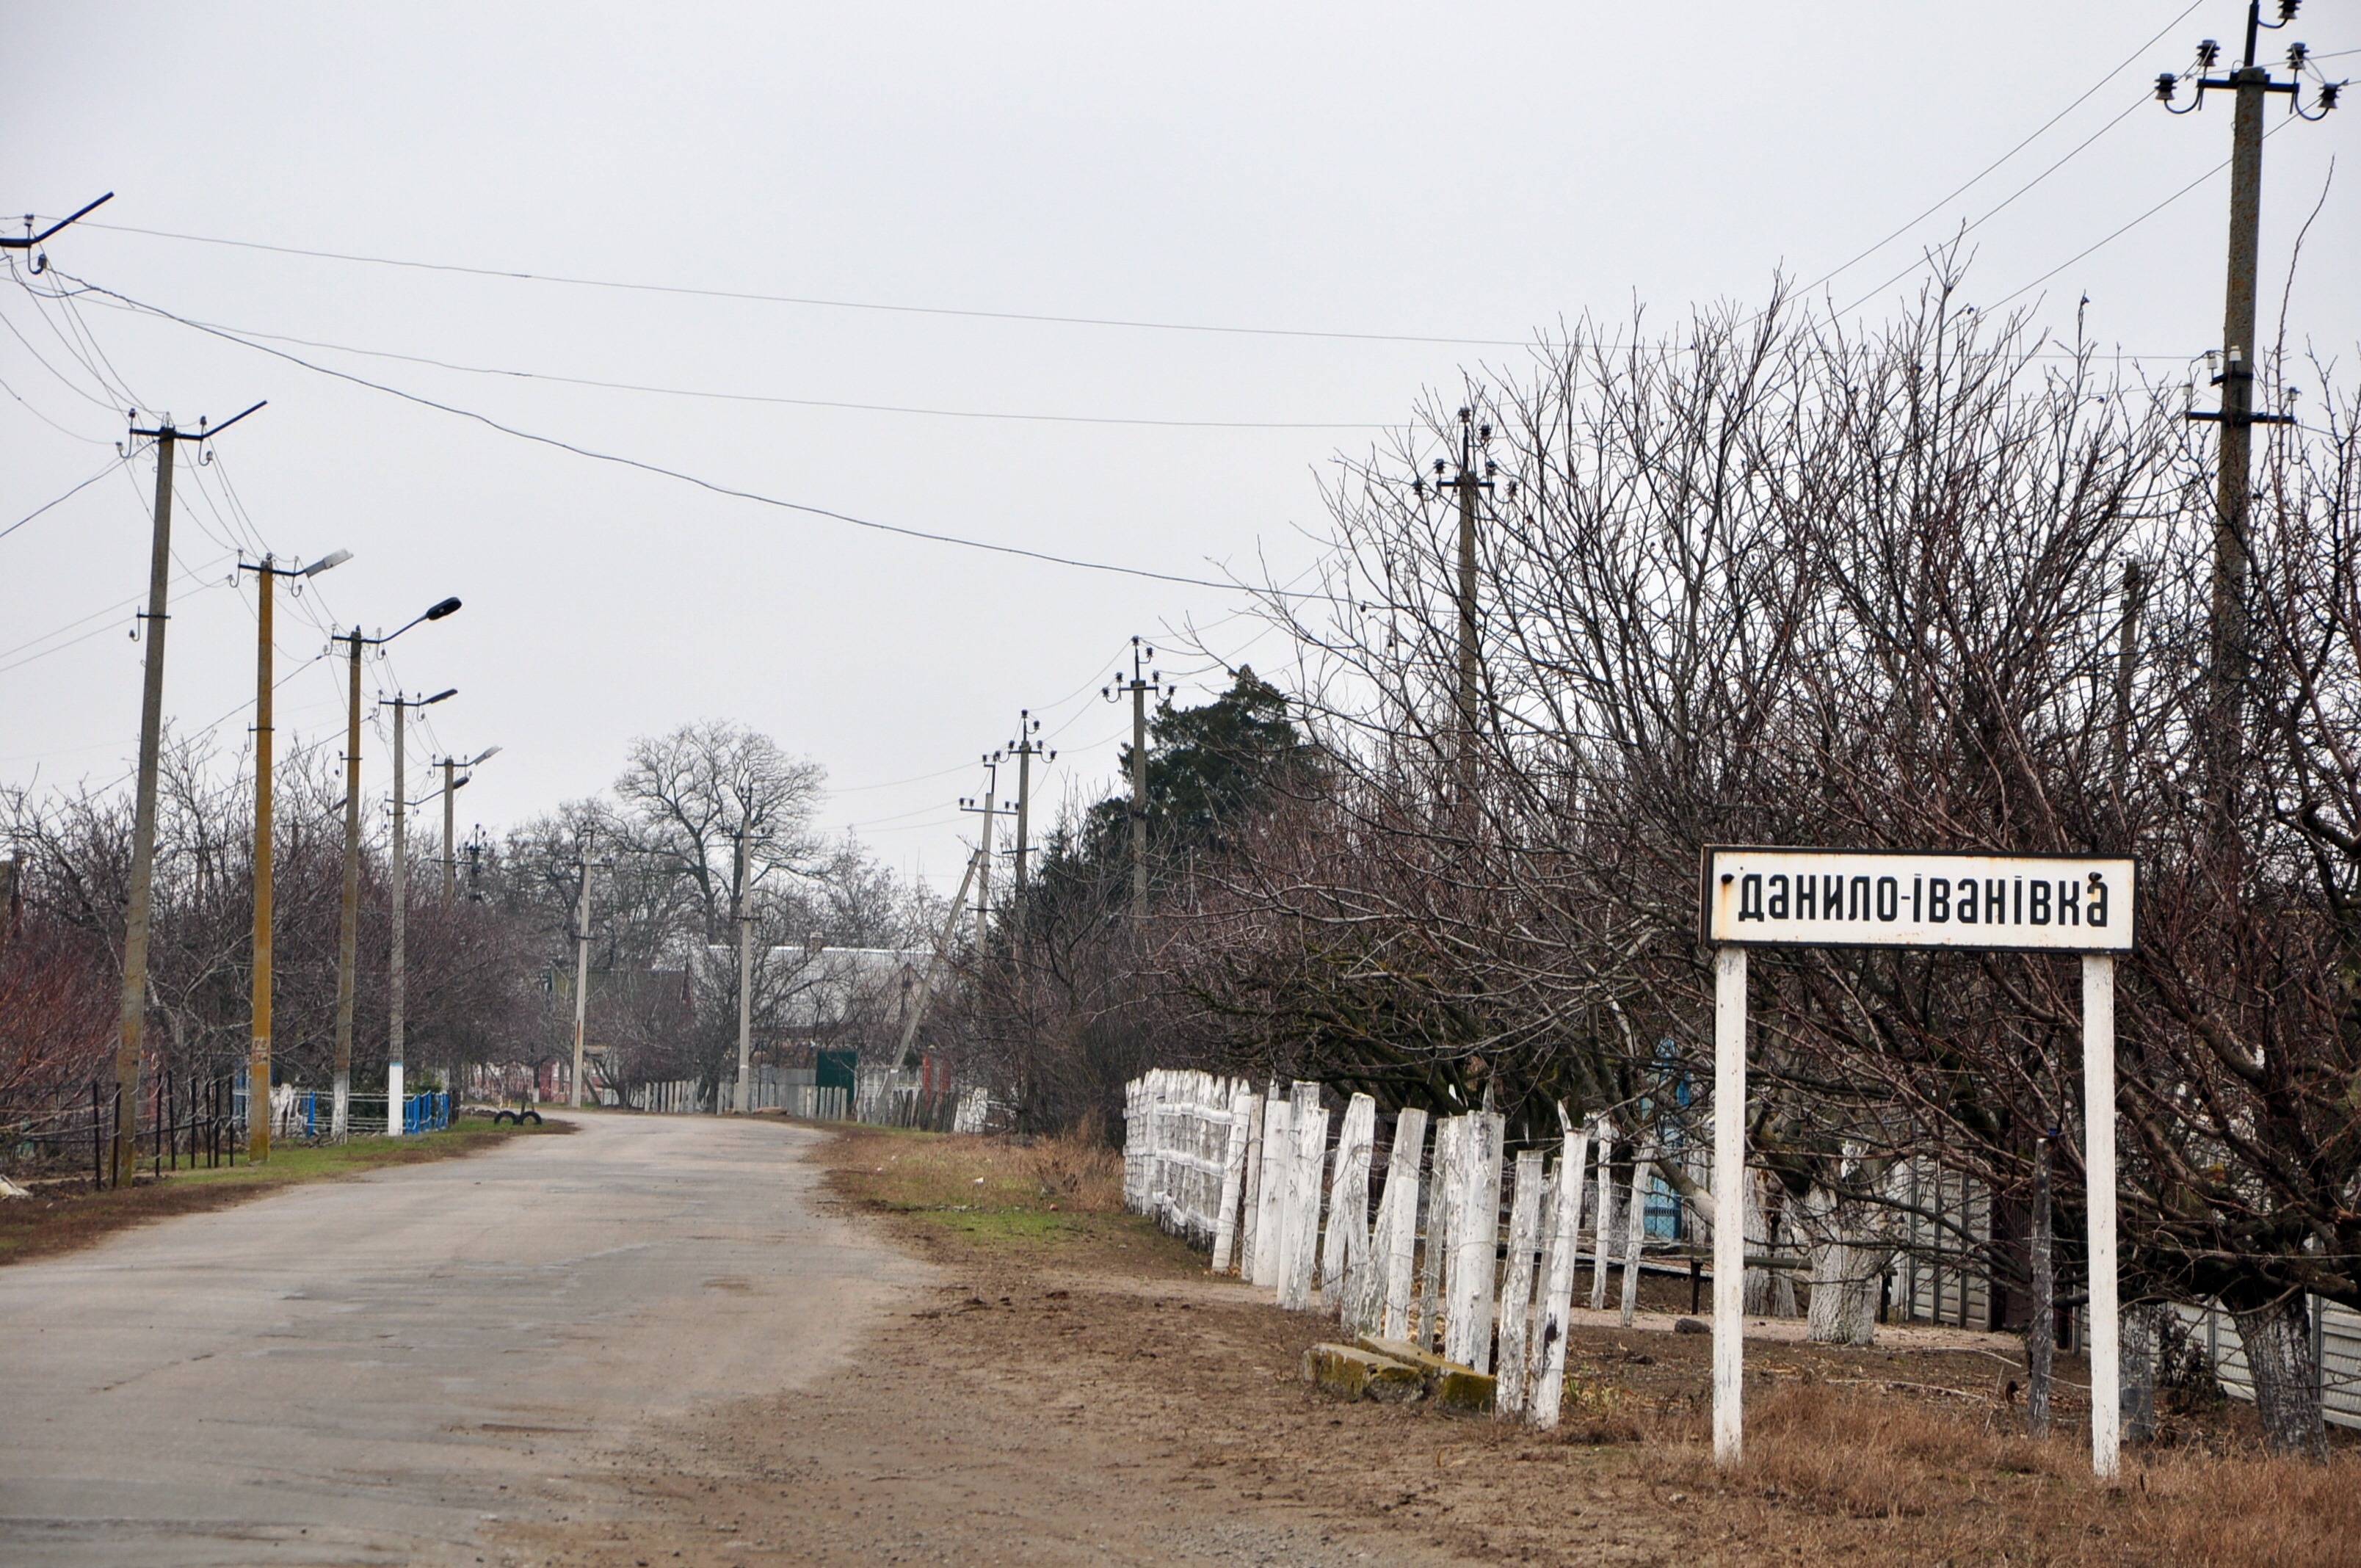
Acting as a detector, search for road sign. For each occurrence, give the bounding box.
[1697,843,2135,1481]
[1700,846,2135,952]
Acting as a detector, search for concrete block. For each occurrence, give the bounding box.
[1302,1343,1425,1403]
[1354,1334,1495,1414]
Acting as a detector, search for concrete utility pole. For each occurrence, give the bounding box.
[328,597,462,1139]
[891,847,982,1076]
[570,846,597,1110]
[1103,640,1170,903]
[958,752,1008,944]
[2161,2,2338,832]
[1431,407,1493,772]
[1007,711,1053,932]
[332,630,363,1139]
[384,686,454,1134]
[112,402,261,1185]
[433,746,498,907]
[734,827,754,1114]
[239,548,347,1161]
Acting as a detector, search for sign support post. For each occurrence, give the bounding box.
[1699,846,2134,1477]
[2083,953,2120,1479]
[1712,943,1748,1465]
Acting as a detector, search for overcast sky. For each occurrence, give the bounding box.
[4,1,2354,894]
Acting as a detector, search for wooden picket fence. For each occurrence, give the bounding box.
[1122,1070,1661,1429]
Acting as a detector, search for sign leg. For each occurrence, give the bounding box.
[1713,944,1747,1466]
[2083,953,2119,1480]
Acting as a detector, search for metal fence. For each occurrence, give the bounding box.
[3,1074,243,1189]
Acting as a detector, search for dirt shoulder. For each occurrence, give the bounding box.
[0,1115,570,1267]
[523,1126,2360,1568]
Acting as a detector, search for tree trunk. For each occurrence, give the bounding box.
[2122,1302,2158,1445]
[1797,1181,1887,1346]
[2025,1136,2053,1437]
[2234,1291,2327,1459]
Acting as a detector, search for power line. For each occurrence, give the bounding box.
[56,272,1339,600]
[76,220,1530,349]
[150,314,1391,430]
[0,456,123,545]
[1804,1,2207,298]
[1832,93,2153,319]
[1984,118,2295,316]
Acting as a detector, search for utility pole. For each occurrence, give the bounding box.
[734,827,753,1114]
[384,686,454,1134]
[239,548,348,1162]
[1103,641,1172,903]
[435,747,499,906]
[891,847,983,1075]
[570,844,598,1109]
[2160,2,2339,836]
[333,629,363,1139]
[1005,711,1053,935]
[328,597,462,1139]
[112,402,263,1186]
[959,751,1009,942]
[1415,407,1512,790]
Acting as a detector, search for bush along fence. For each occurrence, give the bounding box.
[1123,1069,1677,1429]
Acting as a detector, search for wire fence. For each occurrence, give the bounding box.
[3,1072,243,1190]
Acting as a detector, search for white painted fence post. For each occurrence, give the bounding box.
[1589,1118,1619,1312]
[1252,1091,1289,1289]
[1238,1087,1269,1279]
[1321,1093,1377,1313]
[1211,1083,1252,1274]
[1278,1096,1327,1311]
[1414,1115,1461,1351]
[1713,944,1748,1467]
[2085,953,2120,1481]
[1528,1121,1591,1429]
[1446,1111,1505,1371]
[1495,1148,1545,1414]
[1377,1108,1429,1341]
[1620,1148,1652,1326]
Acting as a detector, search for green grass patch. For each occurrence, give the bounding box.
[0,1116,566,1265]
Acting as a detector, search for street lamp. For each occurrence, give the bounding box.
[327,598,461,1139]
[237,548,348,1163]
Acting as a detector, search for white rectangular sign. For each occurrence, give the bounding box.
[1700,846,2134,952]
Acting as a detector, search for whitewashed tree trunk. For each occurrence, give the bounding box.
[1798,1175,1889,1347]
[2233,1293,2326,1457]
[1446,1111,1505,1371]
[1321,1094,1377,1307]
[1278,1100,1327,1311]
[1377,1108,1428,1340]
[1744,1166,1779,1316]
[1527,1123,1590,1429]
[1415,1115,1462,1352]
[1589,1122,1619,1313]
[1252,1095,1289,1289]
[1495,1149,1545,1413]
[1619,1150,1651,1326]
[1209,1084,1253,1275]
[1235,1089,1267,1280]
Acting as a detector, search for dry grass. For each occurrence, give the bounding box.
[1016,1125,1125,1213]
[1661,1381,2361,1567]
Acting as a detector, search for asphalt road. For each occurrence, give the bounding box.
[0,1111,929,1567]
